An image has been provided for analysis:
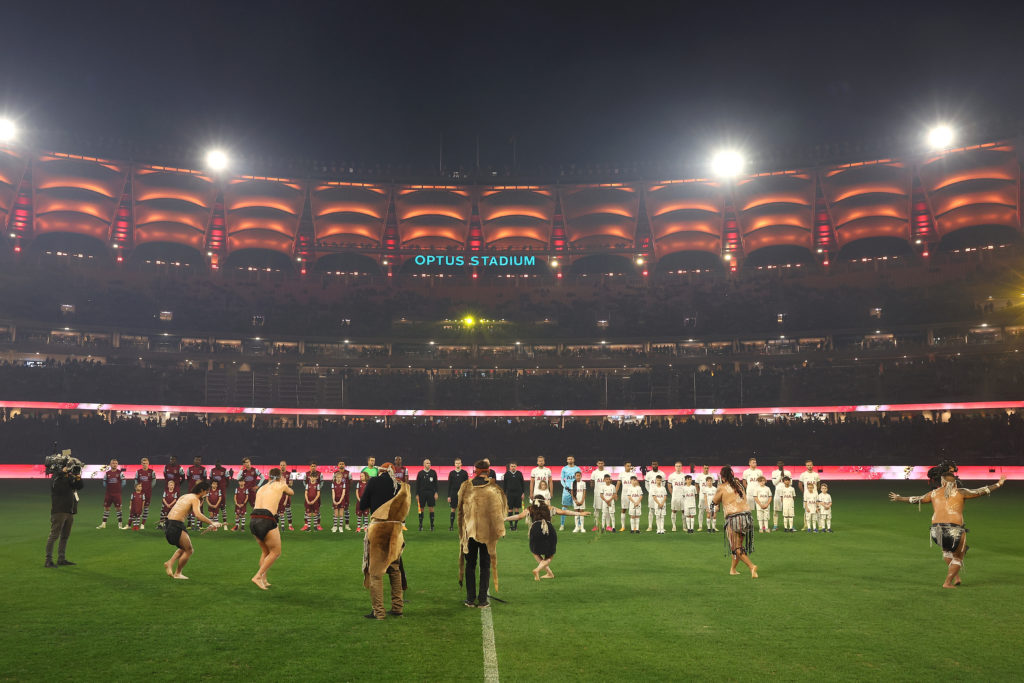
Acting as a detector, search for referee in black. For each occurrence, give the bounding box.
[446,458,469,531]
[415,459,438,531]
[501,462,526,530]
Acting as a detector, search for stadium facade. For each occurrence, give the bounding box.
[1,140,1020,274]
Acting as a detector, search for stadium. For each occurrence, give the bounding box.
[3,4,1024,682]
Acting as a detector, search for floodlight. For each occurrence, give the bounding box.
[927,125,954,151]
[711,149,745,178]
[463,316,475,327]
[0,118,16,143]
[206,149,229,171]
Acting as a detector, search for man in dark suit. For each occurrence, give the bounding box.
[46,464,84,568]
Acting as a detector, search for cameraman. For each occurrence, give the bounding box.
[45,463,84,568]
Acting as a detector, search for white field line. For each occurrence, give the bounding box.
[481,607,500,682]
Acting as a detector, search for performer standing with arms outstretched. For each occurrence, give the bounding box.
[890,462,1006,588]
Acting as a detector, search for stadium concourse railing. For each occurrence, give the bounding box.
[2,398,1022,480]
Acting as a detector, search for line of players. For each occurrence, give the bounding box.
[95,454,833,535]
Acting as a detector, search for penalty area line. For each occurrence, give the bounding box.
[480,607,500,682]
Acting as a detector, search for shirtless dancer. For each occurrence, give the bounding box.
[163,481,221,580]
[250,467,294,590]
[889,462,1006,588]
[712,466,758,579]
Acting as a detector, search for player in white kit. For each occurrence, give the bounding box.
[617,461,635,532]
[590,460,610,531]
[598,474,617,532]
[741,458,764,512]
[625,476,644,533]
[650,475,668,534]
[754,476,773,532]
[817,482,833,533]
[804,481,820,532]
[776,477,797,531]
[699,476,718,532]
[798,460,820,530]
[770,461,792,530]
[667,463,689,532]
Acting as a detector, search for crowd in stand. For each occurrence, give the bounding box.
[2,354,1024,408]
[0,251,1020,341]
[1,412,1019,467]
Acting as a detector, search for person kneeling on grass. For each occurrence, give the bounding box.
[712,466,758,579]
[505,496,588,581]
[250,468,294,590]
[163,481,222,580]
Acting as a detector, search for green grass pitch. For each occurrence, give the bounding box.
[1,479,1021,682]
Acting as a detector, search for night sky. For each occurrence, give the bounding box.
[2,1,1023,172]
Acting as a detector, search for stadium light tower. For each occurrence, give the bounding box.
[927,124,955,151]
[206,148,230,172]
[0,118,17,144]
[711,149,745,179]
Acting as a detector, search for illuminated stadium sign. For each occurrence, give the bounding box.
[412,254,538,267]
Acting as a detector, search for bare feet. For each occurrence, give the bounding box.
[173,573,189,580]
[252,576,268,590]
[164,561,174,578]
[542,571,554,579]
[750,565,759,579]
[942,583,956,589]
[730,570,741,575]
[532,568,540,581]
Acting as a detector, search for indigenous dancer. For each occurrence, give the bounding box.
[250,468,294,589]
[712,466,758,578]
[504,495,587,581]
[889,462,1006,588]
[162,481,221,579]
[135,458,157,529]
[359,464,410,619]
[457,461,509,607]
[206,481,225,529]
